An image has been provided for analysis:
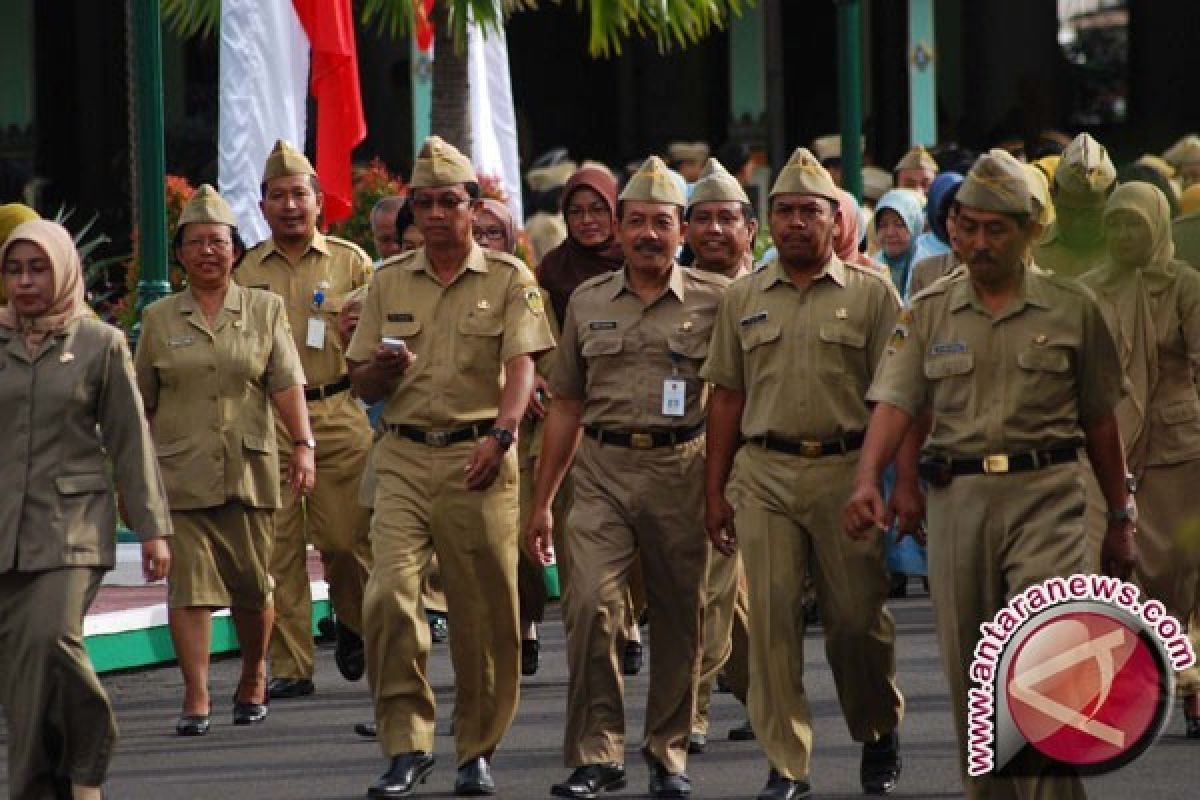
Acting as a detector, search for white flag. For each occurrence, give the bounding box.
[468,20,522,222]
[218,0,310,246]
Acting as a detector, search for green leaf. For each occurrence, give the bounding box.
[161,0,220,40]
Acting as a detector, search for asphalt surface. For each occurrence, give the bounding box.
[3,589,1199,799]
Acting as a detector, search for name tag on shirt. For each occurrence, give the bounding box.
[740,311,769,327]
[168,335,195,348]
[589,320,618,331]
[306,318,326,349]
[663,379,687,417]
[387,312,414,322]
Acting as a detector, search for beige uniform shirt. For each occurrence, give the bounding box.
[868,265,1125,457]
[551,264,729,430]
[236,231,372,388]
[701,256,900,440]
[908,252,960,298]
[345,244,555,427]
[1034,226,1106,280]
[0,318,171,571]
[135,284,306,510]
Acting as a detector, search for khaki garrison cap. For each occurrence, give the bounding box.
[410,135,477,188]
[957,148,1034,215]
[526,161,577,192]
[1020,164,1055,227]
[861,166,894,202]
[177,184,238,229]
[262,139,316,183]
[667,141,710,163]
[811,133,865,164]
[1164,134,1200,167]
[894,145,939,174]
[770,147,840,202]
[687,158,750,207]
[1053,133,1116,209]
[619,155,686,206]
[1136,154,1176,180]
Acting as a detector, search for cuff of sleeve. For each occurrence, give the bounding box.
[865,387,920,418]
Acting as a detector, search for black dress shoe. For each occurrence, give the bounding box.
[727,719,756,741]
[335,621,366,682]
[521,638,540,676]
[428,612,449,644]
[175,713,210,736]
[861,730,901,795]
[267,677,315,699]
[233,689,269,725]
[550,763,627,799]
[356,721,378,738]
[687,732,706,754]
[454,756,495,796]
[368,752,435,798]
[756,769,811,800]
[645,754,691,798]
[622,641,645,676]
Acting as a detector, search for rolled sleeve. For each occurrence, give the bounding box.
[132,311,160,411]
[265,298,307,394]
[547,299,586,401]
[699,292,745,391]
[346,273,384,363]
[866,308,928,416]
[1076,292,1127,423]
[501,273,556,363]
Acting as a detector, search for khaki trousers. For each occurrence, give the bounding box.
[365,434,520,766]
[270,391,373,680]
[0,568,113,800]
[692,545,750,735]
[927,463,1088,800]
[735,445,903,781]
[562,435,708,774]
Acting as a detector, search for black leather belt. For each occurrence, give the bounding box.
[919,446,1078,486]
[751,430,865,458]
[585,423,705,450]
[387,421,494,447]
[305,376,352,403]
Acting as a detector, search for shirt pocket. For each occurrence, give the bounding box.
[1151,395,1200,464]
[738,321,783,387]
[580,335,626,399]
[923,353,975,414]
[1016,345,1074,413]
[56,471,114,558]
[456,310,504,372]
[818,324,868,383]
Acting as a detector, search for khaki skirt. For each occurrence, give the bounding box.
[168,500,274,610]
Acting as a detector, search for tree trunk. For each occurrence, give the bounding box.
[430,2,472,155]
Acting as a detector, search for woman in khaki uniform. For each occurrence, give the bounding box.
[135,186,313,736]
[0,220,171,800]
[1081,182,1200,736]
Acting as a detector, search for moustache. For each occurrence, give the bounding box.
[633,240,666,254]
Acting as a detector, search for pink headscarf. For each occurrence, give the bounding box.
[476,198,517,255]
[0,220,90,356]
[834,189,886,271]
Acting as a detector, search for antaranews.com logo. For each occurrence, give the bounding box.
[967,574,1196,777]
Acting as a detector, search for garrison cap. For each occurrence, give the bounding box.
[770,147,840,202]
[177,184,238,229]
[618,155,686,206]
[687,158,750,207]
[1164,134,1200,167]
[894,145,939,174]
[410,135,477,189]
[526,161,577,192]
[1053,133,1116,209]
[1136,154,1176,180]
[861,166,894,202]
[0,203,40,247]
[1021,164,1055,227]
[262,139,316,183]
[667,141,710,163]
[957,148,1034,215]
[811,133,865,165]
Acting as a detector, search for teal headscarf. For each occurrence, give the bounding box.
[873,189,927,298]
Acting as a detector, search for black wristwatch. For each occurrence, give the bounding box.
[294,438,317,450]
[488,426,515,451]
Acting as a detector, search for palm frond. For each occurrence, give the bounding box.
[161,0,221,40]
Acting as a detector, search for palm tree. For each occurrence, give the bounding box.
[161,0,750,154]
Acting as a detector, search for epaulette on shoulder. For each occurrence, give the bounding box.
[909,265,966,303]
[684,266,732,287]
[325,235,371,260]
[1037,266,1092,298]
[574,270,620,293]
[484,249,532,272]
[377,250,419,272]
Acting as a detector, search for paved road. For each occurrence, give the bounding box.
[3,592,1198,798]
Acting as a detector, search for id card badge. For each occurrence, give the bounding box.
[306,317,326,349]
[662,378,687,417]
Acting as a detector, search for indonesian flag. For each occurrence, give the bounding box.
[219,0,365,244]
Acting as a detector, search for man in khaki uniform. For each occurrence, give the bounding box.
[702,148,904,800]
[347,135,554,798]
[845,149,1137,800]
[235,140,374,697]
[894,145,939,197]
[1034,133,1116,280]
[527,156,729,799]
[683,158,756,753]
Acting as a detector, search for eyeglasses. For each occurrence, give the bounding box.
[182,237,233,252]
[473,227,507,241]
[411,193,470,211]
[566,203,609,220]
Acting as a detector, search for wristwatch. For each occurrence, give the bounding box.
[1107,501,1136,523]
[294,438,317,450]
[488,426,515,451]
[1125,472,1138,495]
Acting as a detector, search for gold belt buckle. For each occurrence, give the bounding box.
[983,454,1010,474]
[630,432,654,450]
[800,440,823,458]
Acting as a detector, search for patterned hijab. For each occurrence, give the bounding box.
[0,220,90,356]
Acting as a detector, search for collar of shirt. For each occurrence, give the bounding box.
[761,252,846,291]
[607,262,686,304]
[262,230,330,262]
[948,263,1052,318]
[403,241,489,284]
[177,283,245,331]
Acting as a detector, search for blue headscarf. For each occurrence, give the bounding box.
[873,189,927,298]
[915,171,965,259]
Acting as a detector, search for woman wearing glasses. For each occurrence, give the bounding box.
[135,185,313,736]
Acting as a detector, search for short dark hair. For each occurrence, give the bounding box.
[767,195,838,215]
[171,224,247,268]
[260,174,322,200]
[394,199,416,237]
[683,202,756,224]
[616,199,684,224]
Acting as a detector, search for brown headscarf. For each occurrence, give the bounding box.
[537,166,624,323]
[833,189,885,271]
[476,198,517,255]
[0,220,90,356]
